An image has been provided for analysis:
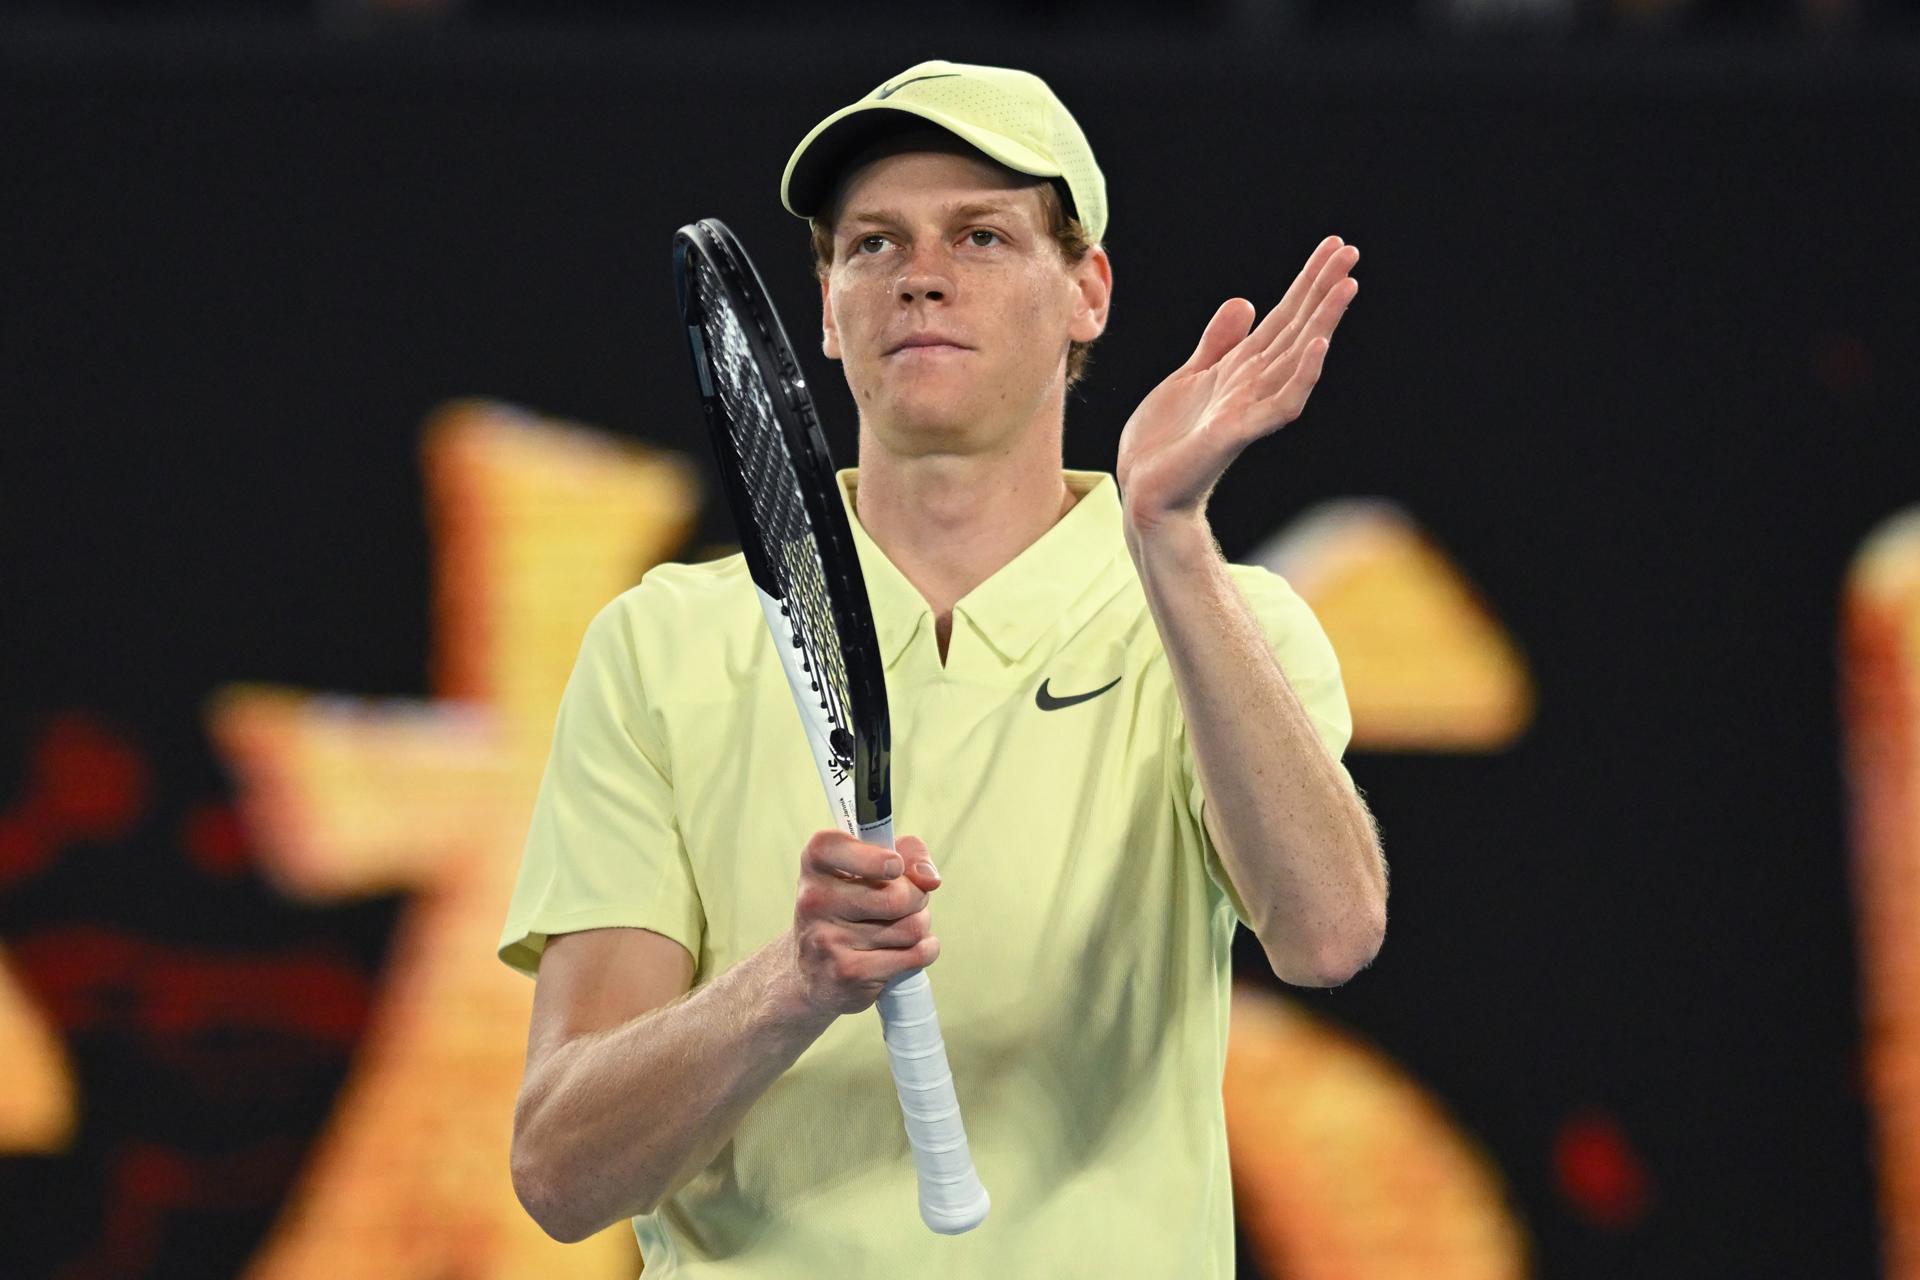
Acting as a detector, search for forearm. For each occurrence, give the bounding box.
[1131,515,1386,986]
[513,932,834,1241]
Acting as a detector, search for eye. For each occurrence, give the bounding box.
[854,235,889,256]
[967,229,1001,248]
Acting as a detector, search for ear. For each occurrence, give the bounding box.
[1067,245,1113,345]
[820,275,842,361]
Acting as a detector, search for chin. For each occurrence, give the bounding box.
[887,412,977,442]
[872,401,984,451]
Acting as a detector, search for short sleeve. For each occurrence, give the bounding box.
[496,594,705,979]
[1173,565,1358,923]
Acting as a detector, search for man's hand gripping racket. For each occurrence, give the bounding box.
[671,218,990,1235]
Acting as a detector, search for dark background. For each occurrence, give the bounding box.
[3,9,1917,1277]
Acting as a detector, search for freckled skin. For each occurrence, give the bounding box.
[819,149,1102,460]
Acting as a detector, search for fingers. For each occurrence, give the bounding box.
[828,878,927,923]
[804,829,901,881]
[1249,239,1358,363]
[1262,266,1357,399]
[792,832,944,1016]
[798,829,934,924]
[1183,297,1256,372]
[1268,244,1359,359]
[1181,237,1358,385]
[850,907,934,951]
[1243,236,1345,351]
[1268,336,1332,420]
[802,908,932,958]
[794,924,940,1012]
[897,834,941,892]
[798,868,924,923]
[820,934,942,983]
[1304,264,1358,343]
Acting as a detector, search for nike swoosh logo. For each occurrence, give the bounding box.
[1035,676,1122,712]
[877,73,961,100]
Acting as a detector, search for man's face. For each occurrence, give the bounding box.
[819,146,1109,457]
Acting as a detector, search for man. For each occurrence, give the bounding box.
[500,60,1386,1276]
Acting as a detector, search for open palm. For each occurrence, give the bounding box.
[1116,236,1360,534]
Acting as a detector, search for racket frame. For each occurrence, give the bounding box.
[673,218,892,833]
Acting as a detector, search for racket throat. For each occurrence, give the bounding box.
[756,585,864,836]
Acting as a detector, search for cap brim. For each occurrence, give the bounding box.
[781,100,1060,222]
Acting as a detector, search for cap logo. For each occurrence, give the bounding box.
[876,72,961,100]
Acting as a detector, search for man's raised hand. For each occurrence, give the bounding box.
[1116,235,1359,538]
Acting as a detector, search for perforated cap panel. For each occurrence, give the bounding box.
[781,60,1108,243]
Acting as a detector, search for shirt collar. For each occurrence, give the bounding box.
[837,469,934,668]
[837,468,1130,669]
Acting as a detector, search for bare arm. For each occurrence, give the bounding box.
[510,927,822,1242]
[1132,521,1386,987]
[1113,235,1381,986]
[510,831,942,1243]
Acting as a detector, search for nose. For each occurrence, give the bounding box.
[896,243,953,304]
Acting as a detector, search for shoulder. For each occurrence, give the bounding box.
[1101,558,1335,684]
[1117,558,1325,646]
[586,553,768,683]
[595,554,754,629]
[627,553,755,613]
[1221,564,1351,744]
[1223,562,1331,645]
[1221,560,1304,606]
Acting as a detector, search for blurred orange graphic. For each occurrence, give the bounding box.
[211,402,699,1277]
[1254,500,1534,752]
[1226,988,1529,1279]
[1844,507,1920,1280]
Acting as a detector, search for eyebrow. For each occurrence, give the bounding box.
[840,200,1028,231]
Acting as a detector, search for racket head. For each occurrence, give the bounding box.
[672,216,893,829]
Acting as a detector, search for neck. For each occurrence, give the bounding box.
[854,425,1079,662]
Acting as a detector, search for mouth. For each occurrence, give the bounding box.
[886,338,972,357]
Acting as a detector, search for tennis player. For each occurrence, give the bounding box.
[501,60,1386,1276]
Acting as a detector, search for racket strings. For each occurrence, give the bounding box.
[691,259,855,757]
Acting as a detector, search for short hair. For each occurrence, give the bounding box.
[808,176,1101,393]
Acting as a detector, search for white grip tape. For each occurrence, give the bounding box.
[861,816,991,1235]
[879,971,990,1233]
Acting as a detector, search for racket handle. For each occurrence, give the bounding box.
[878,969,991,1234]
[858,816,989,1234]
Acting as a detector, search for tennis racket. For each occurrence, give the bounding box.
[671,217,990,1235]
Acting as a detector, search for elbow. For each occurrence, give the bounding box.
[1267,913,1386,990]
[1321,906,1387,986]
[513,1131,623,1245]
[511,1138,577,1243]
[512,1128,667,1244]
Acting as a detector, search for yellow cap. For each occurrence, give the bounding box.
[780,60,1107,243]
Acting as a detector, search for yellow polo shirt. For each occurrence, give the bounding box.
[498,469,1356,1278]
